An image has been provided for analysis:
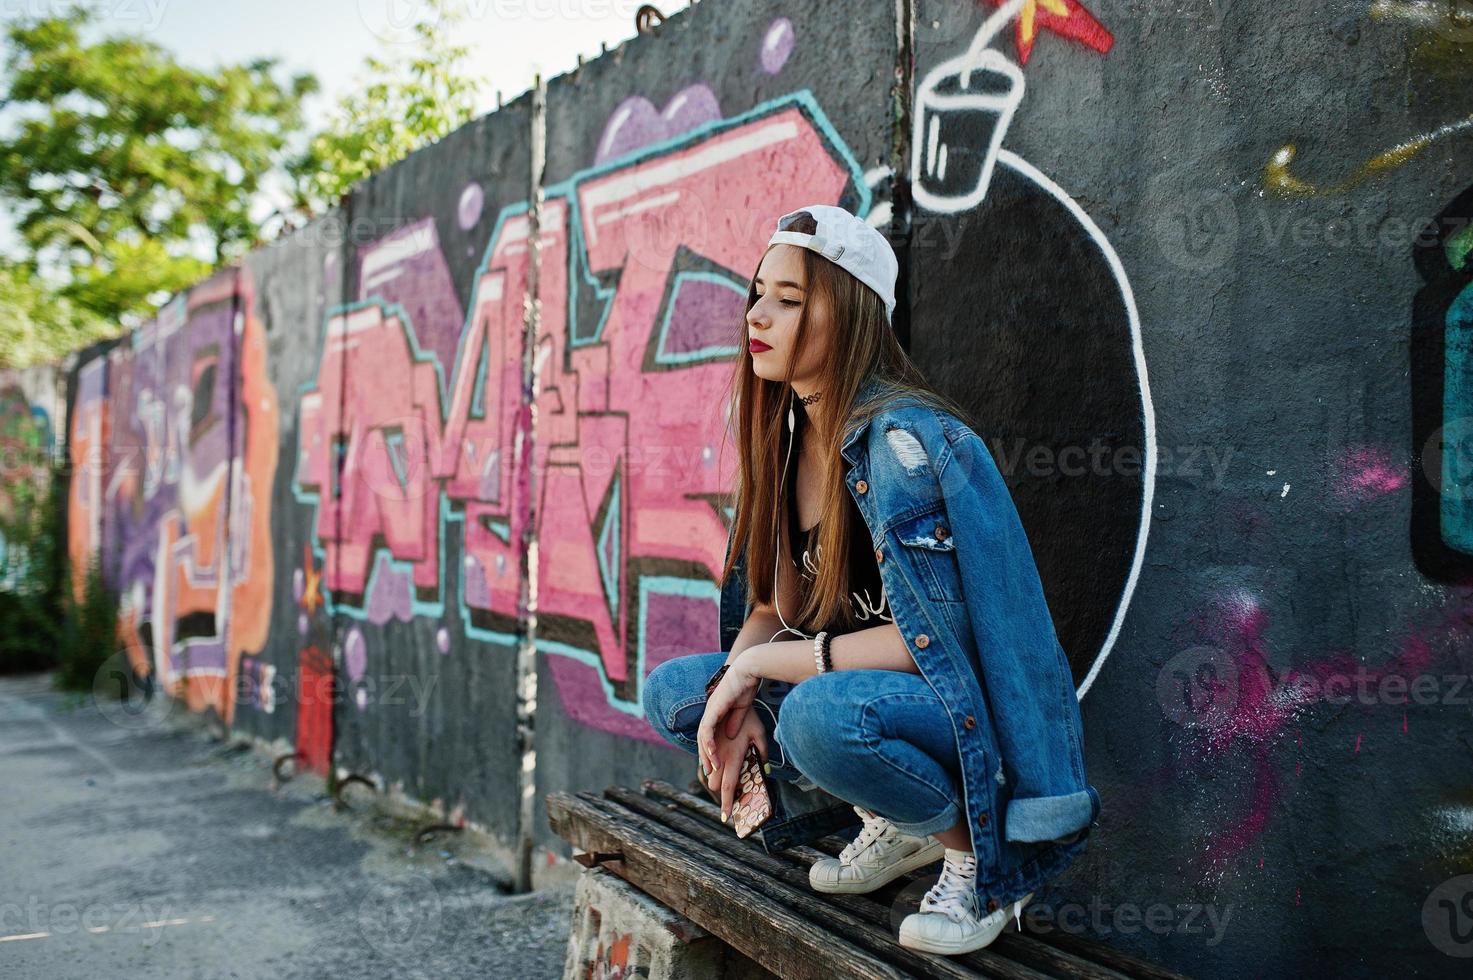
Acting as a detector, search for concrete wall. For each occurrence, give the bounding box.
[41,0,1473,974]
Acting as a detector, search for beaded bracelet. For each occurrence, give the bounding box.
[812,630,830,675]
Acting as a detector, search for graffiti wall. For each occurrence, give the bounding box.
[294,104,535,821]
[0,364,63,589]
[905,0,1473,975]
[62,269,278,721]
[528,1,900,845]
[41,0,1473,974]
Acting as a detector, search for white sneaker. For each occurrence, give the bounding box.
[808,805,945,894]
[897,847,1032,955]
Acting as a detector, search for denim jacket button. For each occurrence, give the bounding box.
[914,633,929,648]
[874,547,883,563]
[855,479,868,494]
[964,715,976,729]
[934,524,948,541]
[986,898,999,913]
[977,811,989,828]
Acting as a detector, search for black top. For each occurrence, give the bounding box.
[785,416,893,635]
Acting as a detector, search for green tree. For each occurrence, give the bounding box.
[53,552,120,693]
[0,7,318,324]
[286,0,486,220]
[0,259,110,368]
[0,461,66,675]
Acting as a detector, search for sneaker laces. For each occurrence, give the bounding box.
[838,805,897,863]
[918,851,980,924]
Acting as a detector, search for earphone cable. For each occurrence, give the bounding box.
[770,389,813,644]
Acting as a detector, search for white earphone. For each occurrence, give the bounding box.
[769,390,813,644]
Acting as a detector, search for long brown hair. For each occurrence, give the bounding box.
[716,214,976,633]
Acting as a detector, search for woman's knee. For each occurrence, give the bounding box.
[642,653,722,734]
[773,672,867,773]
[775,670,938,773]
[640,658,683,731]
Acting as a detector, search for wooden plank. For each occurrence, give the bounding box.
[626,783,1128,980]
[638,780,1144,980]
[610,787,945,937]
[986,934,1137,980]
[648,779,910,866]
[598,784,1025,978]
[579,790,999,980]
[1018,931,1198,980]
[547,790,910,980]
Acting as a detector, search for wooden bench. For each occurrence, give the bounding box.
[547,778,1193,980]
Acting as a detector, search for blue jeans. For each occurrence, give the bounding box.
[642,652,965,837]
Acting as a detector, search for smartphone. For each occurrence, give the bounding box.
[730,742,773,838]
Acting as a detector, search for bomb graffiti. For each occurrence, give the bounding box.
[909,0,1144,699]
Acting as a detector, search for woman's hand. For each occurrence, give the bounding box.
[699,710,768,823]
[698,650,762,747]
[696,652,764,820]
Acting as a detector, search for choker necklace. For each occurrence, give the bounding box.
[798,390,822,406]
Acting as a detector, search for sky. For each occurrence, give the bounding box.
[1,0,694,257]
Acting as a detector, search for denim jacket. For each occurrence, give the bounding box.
[717,376,1102,913]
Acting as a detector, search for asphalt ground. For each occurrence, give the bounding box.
[0,671,577,979]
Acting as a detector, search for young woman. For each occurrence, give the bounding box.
[642,204,1097,955]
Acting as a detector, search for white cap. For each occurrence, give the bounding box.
[767,204,898,323]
